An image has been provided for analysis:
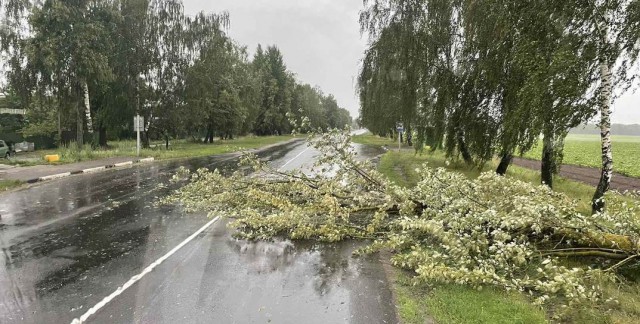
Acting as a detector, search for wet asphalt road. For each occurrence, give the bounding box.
[0,140,396,324]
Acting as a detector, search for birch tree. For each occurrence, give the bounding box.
[574,0,640,212]
[1,0,115,147]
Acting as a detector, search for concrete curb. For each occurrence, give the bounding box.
[113,161,134,167]
[26,157,155,184]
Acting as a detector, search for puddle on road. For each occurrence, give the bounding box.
[88,219,398,324]
[185,219,399,324]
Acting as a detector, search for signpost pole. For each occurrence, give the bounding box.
[396,122,403,152]
[136,115,141,157]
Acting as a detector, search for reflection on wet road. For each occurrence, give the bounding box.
[0,140,395,323]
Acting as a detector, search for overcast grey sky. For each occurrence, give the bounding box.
[183,0,640,124]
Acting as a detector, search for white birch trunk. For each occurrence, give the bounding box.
[592,61,614,213]
[83,81,94,134]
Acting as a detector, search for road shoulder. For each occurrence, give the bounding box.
[0,138,304,192]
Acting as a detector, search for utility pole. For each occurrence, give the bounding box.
[135,115,144,157]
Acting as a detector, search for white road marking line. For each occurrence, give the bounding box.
[71,146,304,323]
[70,216,221,324]
[278,147,310,171]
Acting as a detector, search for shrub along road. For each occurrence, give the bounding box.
[0,140,395,324]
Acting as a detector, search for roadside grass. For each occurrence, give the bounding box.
[523,134,640,178]
[392,271,433,324]
[372,144,640,323]
[0,180,22,191]
[6,135,298,166]
[352,133,409,148]
[391,267,546,324]
[427,284,547,324]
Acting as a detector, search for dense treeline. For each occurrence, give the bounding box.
[0,0,352,149]
[358,0,640,212]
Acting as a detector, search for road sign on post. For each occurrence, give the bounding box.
[396,122,404,152]
[134,115,144,157]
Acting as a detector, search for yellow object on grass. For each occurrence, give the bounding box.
[44,154,60,162]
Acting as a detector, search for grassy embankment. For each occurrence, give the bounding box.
[352,133,640,324]
[5,135,299,166]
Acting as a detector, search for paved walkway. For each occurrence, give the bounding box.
[0,157,140,182]
[513,157,640,192]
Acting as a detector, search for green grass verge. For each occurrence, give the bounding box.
[359,134,640,323]
[427,285,547,324]
[352,133,402,147]
[523,134,640,178]
[8,135,298,166]
[0,180,22,191]
[391,268,547,324]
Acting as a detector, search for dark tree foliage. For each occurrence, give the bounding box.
[1,0,352,147]
[358,0,640,202]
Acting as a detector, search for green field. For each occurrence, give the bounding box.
[523,134,640,178]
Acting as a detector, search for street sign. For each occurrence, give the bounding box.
[133,116,145,132]
[396,122,404,152]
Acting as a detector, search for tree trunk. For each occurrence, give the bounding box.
[541,130,555,188]
[165,134,169,150]
[83,81,93,134]
[496,153,513,176]
[142,131,150,148]
[98,125,108,147]
[592,61,614,213]
[57,105,63,147]
[208,125,214,143]
[457,130,473,164]
[76,99,83,148]
[204,124,212,143]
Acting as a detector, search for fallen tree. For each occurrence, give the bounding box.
[164,128,640,316]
